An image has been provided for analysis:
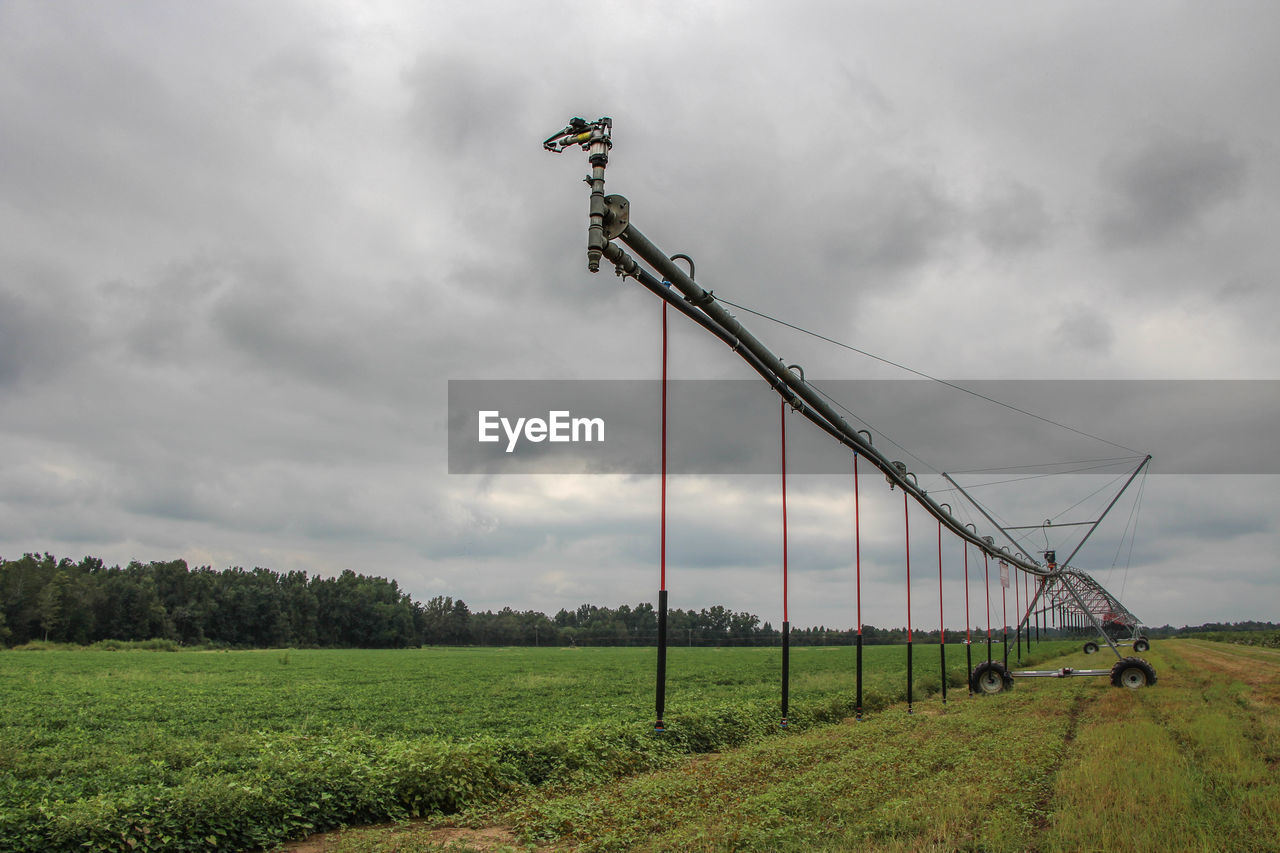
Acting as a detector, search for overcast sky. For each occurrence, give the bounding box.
[2,1,1277,631]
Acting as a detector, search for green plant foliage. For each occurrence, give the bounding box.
[1,641,1053,851]
[1181,629,1280,649]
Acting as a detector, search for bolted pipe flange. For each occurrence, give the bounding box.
[603,194,630,240]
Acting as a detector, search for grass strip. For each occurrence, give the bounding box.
[1041,642,1280,853]
[506,679,1089,852]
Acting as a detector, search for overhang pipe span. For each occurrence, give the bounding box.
[614,220,1047,576]
[609,236,939,485]
[603,241,804,407]
[605,239,873,451]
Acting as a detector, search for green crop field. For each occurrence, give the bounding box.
[7,639,1272,853]
[0,640,1058,852]
[280,640,1280,853]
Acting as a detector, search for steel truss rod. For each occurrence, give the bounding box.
[1055,572,1122,657]
[1004,520,1098,530]
[1058,455,1152,568]
[1031,568,1143,658]
[942,473,1036,564]
[950,453,1150,637]
[1009,453,1148,653]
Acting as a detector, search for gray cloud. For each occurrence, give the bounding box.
[2,3,1279,629]
[1098,133,1248,248]
[1054,306,1114,353]
[0,272,89,388]
[975,181,1051,254]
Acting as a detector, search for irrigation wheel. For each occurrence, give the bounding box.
[1133,637,1150,653]
[1110,657,1157,689]
[970,660,1013,695]
[1083,641,1099,654]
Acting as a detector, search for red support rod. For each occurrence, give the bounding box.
[1014,558,1021,660]
[780,401,790,727]
[984,552,992,663]
[661,301,667,592]
[1024,572,1031,631]
[781,402,788,625]
[904,492,912,642]
[937,521,944,638]
[854,454,863,720]
[655,299,669,732]
[1014,563,1019,625]
[963,541,971,643]
[904,492,913,713]
[1001,562,1009,668]
[937,519,947,704]
[963,538,973,694]
[854,455,861,635]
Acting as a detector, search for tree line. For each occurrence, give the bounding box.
[1,554,1275,649]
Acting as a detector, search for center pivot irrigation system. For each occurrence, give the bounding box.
[544,117,1158,727]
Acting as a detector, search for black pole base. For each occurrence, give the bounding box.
[656,588,668,731]
[855,632,863,721]
[966,642,974,697]
[781,621,790,727]
[906,639,914,714]
[939,641,948,705]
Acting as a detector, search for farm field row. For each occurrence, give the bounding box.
[308,639,1280,852]
[0,640,1071,851]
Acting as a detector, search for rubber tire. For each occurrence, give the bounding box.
[970,660,1013,695]
[1133,637,1150,653]
[1110,657,1157,689]
[1083,641,1099,654]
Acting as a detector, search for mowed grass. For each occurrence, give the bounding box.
[308,640,1280,853]
[1042,640,1280,852]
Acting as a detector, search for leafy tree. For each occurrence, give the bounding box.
[4,553,1276,651]
[36,569,71,641]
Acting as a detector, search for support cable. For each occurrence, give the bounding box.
[950,455,1144,475]
[1119,468,1149,600]
[713,296,1144,455]
[1051,471,1134,523]
[807,381,939,478]
[950,462,1141,491]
